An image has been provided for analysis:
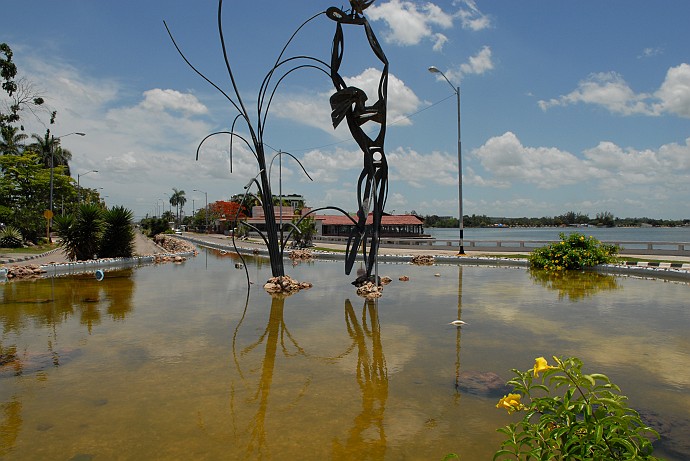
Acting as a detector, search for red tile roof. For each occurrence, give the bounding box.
[320,214,423,226]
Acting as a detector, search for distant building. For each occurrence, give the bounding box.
[320,213,426,238]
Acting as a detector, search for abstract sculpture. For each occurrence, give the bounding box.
[327,0,389,279]
[165,0,389,283]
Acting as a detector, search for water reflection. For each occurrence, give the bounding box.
[529,269,620,300]
[1,255,688,460]
[333,299,388,458]
[230,294,391,459]
[0,398,21,457]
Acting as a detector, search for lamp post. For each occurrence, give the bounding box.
[428,65,464,254]
[47,131,85,242]
[193,189,208,233]
[77,169,98,203]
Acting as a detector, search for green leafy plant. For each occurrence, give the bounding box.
[494,356,659,460]
[99,206,135,258]
[0,225,23,248]
[529,232,618,271]
[54,203,104,261]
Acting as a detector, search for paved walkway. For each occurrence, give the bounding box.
[0,231,163,267]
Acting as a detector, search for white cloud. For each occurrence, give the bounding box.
[301,147,362,183]
[538,64,690,119]
[272,68,422,134]
[472,132,690,215]
[366,0,454,48]
[638,47,663,59]
[473,132,591,188]
[455,0,492,31]
[538,72,651,115]
[140,89,208,116]
[653,63,690,118]
[365,1,490,50]
[387,146,458,188]
[442,46,495,82]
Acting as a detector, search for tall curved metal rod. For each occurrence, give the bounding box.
[217,0,256,147]
[257,10,326,120]
[258,11,326,113]
[259,60,331,138]
[282,206,358,251]
[267,150,314,252]
[195,130,258,163]
[163,20,245,122]
[267,151,314,183]
[228,113,243,173]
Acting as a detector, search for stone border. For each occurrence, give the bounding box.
[0,247,62,265]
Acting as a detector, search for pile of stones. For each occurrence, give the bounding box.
[3,264,46,279]
[289,249,314,261]
[263,275,313,296]
[153,254,187,264]
[411,255,435,265]
[154,235,198,254]
[356,281,382,298]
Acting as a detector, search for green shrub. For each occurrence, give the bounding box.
[529,232,618,271]
[54,204,104,261]
[0,225,23,248]
[99,206,135,258]
[495,356,660,460]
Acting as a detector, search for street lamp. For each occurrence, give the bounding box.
[193,189,208,232]
[77,169,98,203]
[428,65,464,255]
[47,131,85,242]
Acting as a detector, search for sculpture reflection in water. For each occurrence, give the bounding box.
[165,0,390,283]
[229,296,388,459]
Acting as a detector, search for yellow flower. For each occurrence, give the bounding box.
[496,393,525,413]
[533,356,557,377]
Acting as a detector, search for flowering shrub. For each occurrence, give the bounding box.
[494,356,660,460]
[529,232,618,271]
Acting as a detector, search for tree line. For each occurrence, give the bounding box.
[2,42,133,254]
[422,212,689,228]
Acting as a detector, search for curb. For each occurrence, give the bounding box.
[0,247,61,265]
[181,235,690,281]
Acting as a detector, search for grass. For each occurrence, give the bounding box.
[0,242,59,255]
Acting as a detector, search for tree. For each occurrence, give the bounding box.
[99,206,135,258]
[595,211,615,227]
[291,215,316,248]
[169,188,186,227]
[0,152,52,241]
[1,43,48,130]
[1,125,27,156]
[27,131,72,173]
[209,200,247,219]
[53,203,104,260]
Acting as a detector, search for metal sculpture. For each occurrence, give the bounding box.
[327,1,389,279]
[165,0,389,282]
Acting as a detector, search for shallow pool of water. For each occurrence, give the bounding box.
[1,248,688,460]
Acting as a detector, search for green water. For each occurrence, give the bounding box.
[1,249,689,460]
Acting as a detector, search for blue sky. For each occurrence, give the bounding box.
[3,1,690,220]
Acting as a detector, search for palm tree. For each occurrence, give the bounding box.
[0,125,27,156]
[170,188,186,227]
[28,132,72,172]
